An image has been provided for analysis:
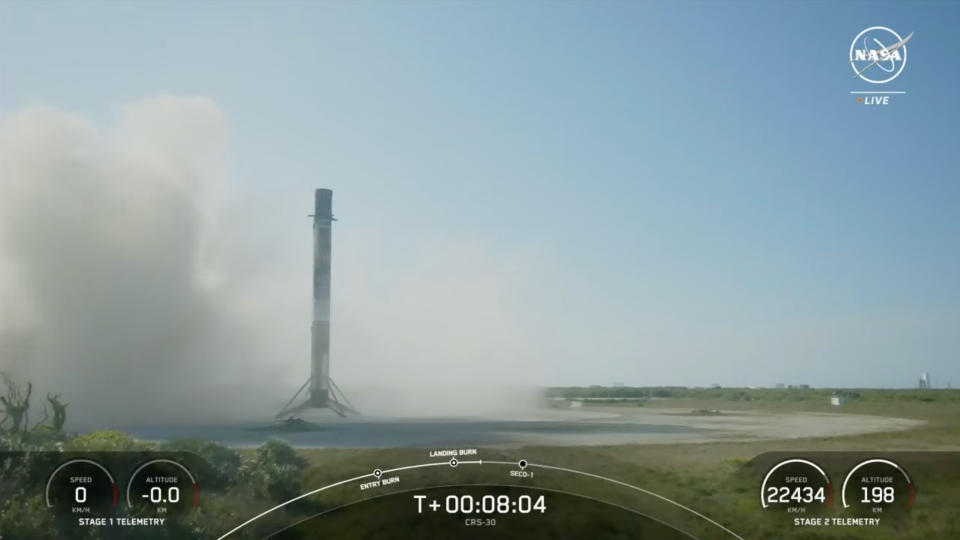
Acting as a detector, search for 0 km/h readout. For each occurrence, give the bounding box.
[414,494,546,514]
[45,459,118,515]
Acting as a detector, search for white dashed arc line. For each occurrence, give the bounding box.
[215,461,461,540]
[261,483,702,540]
[215,459,745,540]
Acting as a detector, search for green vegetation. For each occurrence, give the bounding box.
[0,429,320,539]
[0,372,72,449]
[3,380,959,538]
[293,390,960,539]
[0,376,321,539]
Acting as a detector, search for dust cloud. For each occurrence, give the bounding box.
[0,96,545,429]
[333,236,547,417]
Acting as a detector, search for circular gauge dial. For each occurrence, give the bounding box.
[126,459,198,516]
[45,459,117,516]
[760,458,832,512]
[841,459,913,514]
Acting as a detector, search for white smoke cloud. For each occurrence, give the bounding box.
[333,233,546,416]
[0,96,546,428]
[0,96,285,427]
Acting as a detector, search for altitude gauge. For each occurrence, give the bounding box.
[760,459,832,512]
[841,459,913,514]
[126,459,198,516]
[45,459,118,516]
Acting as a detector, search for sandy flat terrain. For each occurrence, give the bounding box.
[122,405,926,448]
[499,406,925,446]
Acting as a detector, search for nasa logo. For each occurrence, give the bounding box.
[849,26,911,84]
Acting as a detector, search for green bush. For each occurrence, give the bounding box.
[242,439,309,501]
[66,430,154,452]
[160,438,241,489]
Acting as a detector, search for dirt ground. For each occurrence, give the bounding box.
[496,405,924,446]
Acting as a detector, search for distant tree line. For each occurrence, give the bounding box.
[545,386,960,402]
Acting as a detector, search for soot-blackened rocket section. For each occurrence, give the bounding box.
[310,188,333,406]
[275,188,356,419]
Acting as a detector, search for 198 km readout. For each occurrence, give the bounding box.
[414,494,546,515]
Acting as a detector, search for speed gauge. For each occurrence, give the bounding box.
[45,459,118,516]
[760,458,832,512]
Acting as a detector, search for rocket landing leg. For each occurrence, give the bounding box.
[275,376,358,419]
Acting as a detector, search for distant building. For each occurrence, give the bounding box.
[775,383,785,389]
[830,395,847,406]
[919,372,931,389]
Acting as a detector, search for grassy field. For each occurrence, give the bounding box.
[293,390,960,539]
[6,384,957,538]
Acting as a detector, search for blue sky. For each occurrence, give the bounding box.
[2,2,958,389]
